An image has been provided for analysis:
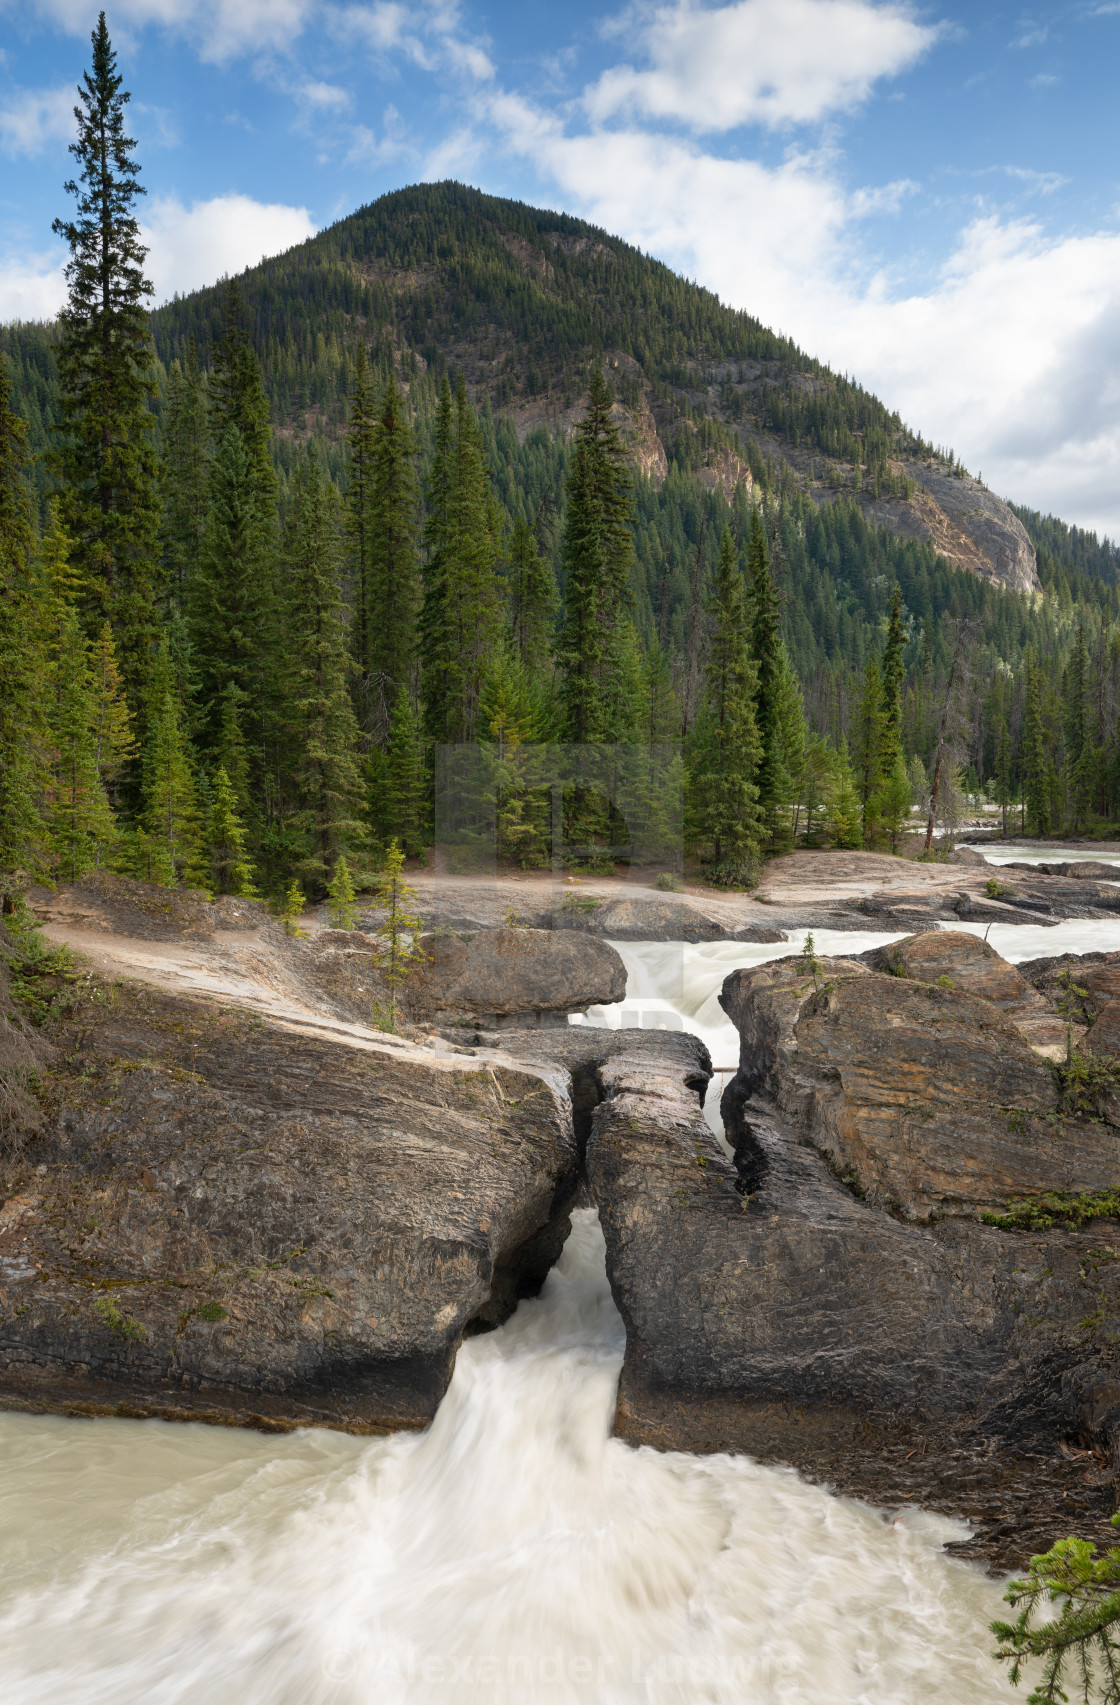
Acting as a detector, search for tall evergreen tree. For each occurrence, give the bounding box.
[747,508,804,845]
[139,641,199,886]
[381,688,427,858]
[880,584,906,766]
[160,342,209,604]
[419,378,501,745]
[0,358,51,892]
[208,279,275,505]
[1022,646,1049,835]
[852,656,886,843]
[51,11,159,716]
[87,619,135,825]
[190,425,273,748]
[39,505,116,879]
[344,342,377,683]
[366,372,420,742]
[282,456,366,887]
[507,514,557,676]
[557,368,640,744]
[199,765,255,896]
[687,527,763,882]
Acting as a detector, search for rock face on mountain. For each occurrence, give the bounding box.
[585,937,1120,1567]
[867,462,1041,596]
[718,944,1120,1220]
[0,982,579,1432]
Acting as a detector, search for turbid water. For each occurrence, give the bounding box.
[11,919,1113,1702]
[0,1214,1016,1704]
[970,841,1120,868]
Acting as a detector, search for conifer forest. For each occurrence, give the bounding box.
[4,16,1120,910]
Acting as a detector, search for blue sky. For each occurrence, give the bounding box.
[3,0,1120,537]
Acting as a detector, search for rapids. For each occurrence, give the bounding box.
[0,1212,1016,1703]
[13,920,1117,1701]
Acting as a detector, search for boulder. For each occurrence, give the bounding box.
[551,896,732,942]
[0,982,578,1432]
[861,928,1075,1055]
[404,927,626,1026]
[718,950,1120,1220]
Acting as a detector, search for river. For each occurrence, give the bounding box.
[11,919,1118,1701]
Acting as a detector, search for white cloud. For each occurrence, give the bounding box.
[0,250,67,321]
[12,0,317,63]
[585,0,937,132]
[142,194,316,300]
[489,85,1120,538]
[0,84,74,156]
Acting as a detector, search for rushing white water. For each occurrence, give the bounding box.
[0,1212,1016,1704]
[575,932,912,1136]
[969,841,1120,868]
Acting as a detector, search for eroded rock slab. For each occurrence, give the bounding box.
[588,1067,1120,1569]
[719,949,1120,1219]
[405,927,626,1026]
[0,983,578,1433]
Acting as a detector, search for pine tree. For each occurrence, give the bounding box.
[138,641,198,885]
[190,425,273,748]
[363,372,421,743]
[747,508,800,845]
[327,855,357,930]
[160,342,209,604]
[880,584,906,768]
[419,378,502,745]
[51,12,159,717]
[557,368,640,744]
[208,279,275,506]
[852,656,886,844]
[87,619,136,824]
[39,508,117,880]
[380,688,427,858]
[829,739,863,849]
[1063,628,1097,831]
[282,456,366,887]
[201,765,255,896]
[344,342,377,685]
[687,528,763,884]
[1023,647,1049,835]
[371,838,425,1032]
[507,515,557,676]
[0,358,51,894]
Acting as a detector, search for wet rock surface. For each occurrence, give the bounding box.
[0,983,579,1433]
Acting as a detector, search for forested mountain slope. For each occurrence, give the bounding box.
[7,181,1037,596]
[5,177,1120,854]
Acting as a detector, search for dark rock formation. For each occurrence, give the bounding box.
[588,1064,1120,1569]
[580,943,1120,1567]
[718,948,1120,1220]
[404,927,626,1026]
[0,983,579,1433]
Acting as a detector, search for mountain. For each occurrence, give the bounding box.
[140,181,1039,597]
[5,179,1118,715]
